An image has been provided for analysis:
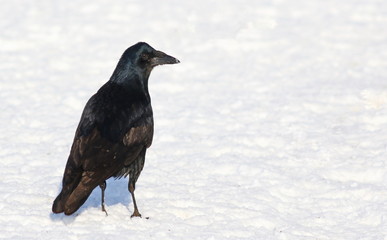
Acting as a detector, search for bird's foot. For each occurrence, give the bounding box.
[130,210,142,218]
[101,205,108,216]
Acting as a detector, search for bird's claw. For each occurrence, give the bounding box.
[101,205,108,216]
[102,209,108,216]
[130,210,142,218]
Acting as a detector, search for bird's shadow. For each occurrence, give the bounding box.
[49,179,131,223]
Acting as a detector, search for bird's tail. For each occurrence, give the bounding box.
[52,189,93,215]
[52,157,85,214]
[52,173,99,215]
[52,192,66,214]
[63,181,95,215]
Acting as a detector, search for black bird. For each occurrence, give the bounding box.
[52,42,179,217]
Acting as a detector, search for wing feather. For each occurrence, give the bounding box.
[52,81,153,215]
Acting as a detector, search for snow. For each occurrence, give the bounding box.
[1,0,387,239]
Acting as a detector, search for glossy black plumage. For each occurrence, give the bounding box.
[52,42,179,216]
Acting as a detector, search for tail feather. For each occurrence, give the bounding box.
[52,159,83,214]
[62,171,106,215]
[52,192,65,213]
[63,183,95,215]
[52,177,97,215]
[52,153,127,215]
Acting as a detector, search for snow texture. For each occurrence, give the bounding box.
[1,0,387,239]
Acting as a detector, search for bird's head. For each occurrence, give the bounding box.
[111,42,180,85]
[134,42,180,68]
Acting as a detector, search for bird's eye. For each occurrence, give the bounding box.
[141,53,149,61]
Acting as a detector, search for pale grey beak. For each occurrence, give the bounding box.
[151,50,180,66]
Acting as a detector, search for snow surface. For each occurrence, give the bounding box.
[1,0,387,239]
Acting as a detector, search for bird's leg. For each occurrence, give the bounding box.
[99,181,108,216]
[129,182,141,218]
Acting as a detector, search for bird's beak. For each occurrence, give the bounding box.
[151,50,180,66]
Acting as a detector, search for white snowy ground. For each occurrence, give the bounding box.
[1,0,387,239]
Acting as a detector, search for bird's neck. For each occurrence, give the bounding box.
[110,67,151,103]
